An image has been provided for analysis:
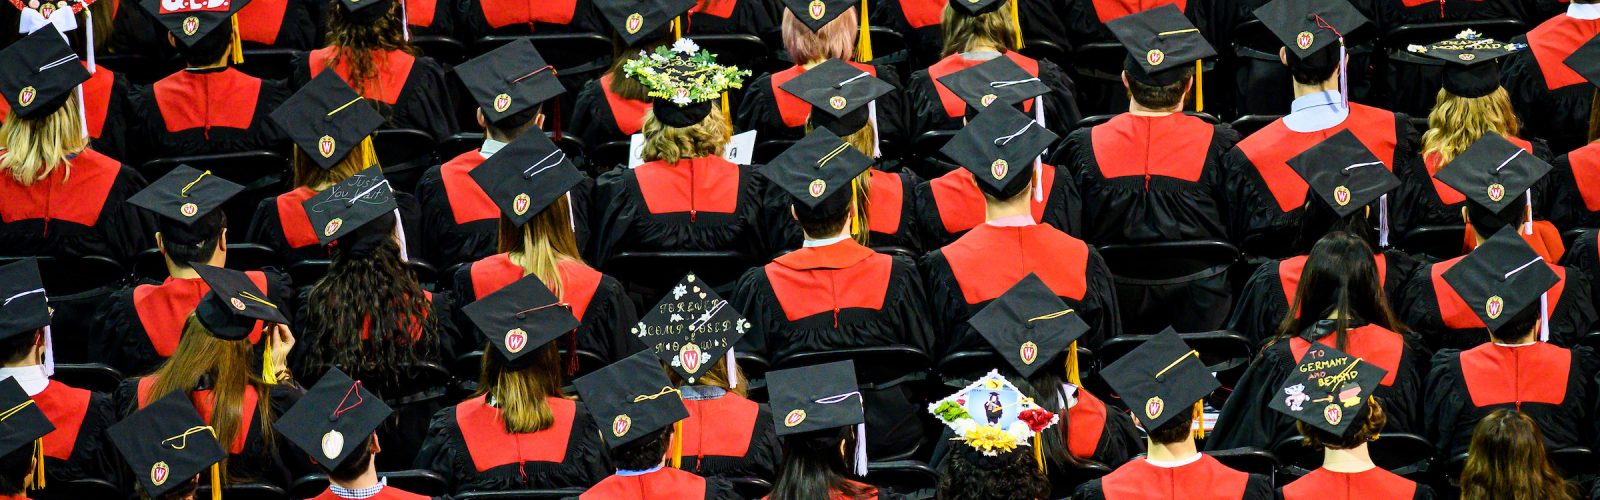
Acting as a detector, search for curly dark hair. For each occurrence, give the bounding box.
[1296,398,1386,450]
[300,237,437,393]
[324,0,416,97]
[937,447,1049,500]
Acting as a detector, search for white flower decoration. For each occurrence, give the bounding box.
[671,38,701,55]
[670,94,693,105]
[672,284,688,299]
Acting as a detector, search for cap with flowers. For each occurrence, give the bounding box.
[929,370,1058,472]
[622,38,750,127]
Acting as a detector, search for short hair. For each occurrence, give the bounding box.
[611,429,672,471]
[160,210,228,268]
[794,191,851,239]
[176,19,234,67]
[140,477,199,500]
[0,330,37,365]
[1490,300,1542,343]
[1296,398,1386,450]
[1465,197,1525,237]
[486,104,544,136]
[1285,44,1340,86]
[1127,69,1192,109]
[327,434,374,482]
[1146,409,1194,445]
[0,443,29,495]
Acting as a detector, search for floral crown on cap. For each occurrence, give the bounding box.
[622,39,750,105]
[929,370,1058,457]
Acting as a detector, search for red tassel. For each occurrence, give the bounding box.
[565,332,579,375]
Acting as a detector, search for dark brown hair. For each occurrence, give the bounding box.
[1270,231,1406,353]
[1295,398,1385,450]
[302,237,437,391]
[1460,409,1576,500]
[1147,408,1194,445]
[1127,70,1191,110]
[324,0,416,97]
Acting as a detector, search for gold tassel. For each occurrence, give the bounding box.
[1066,341,1081,388]
[1008,0,1023,50]
[850,181,861,235]
[1032,433,1045,474]
[29,439,43,490]
[228,15,243,65]
[721,92,731,129]
[672,17,682,40]
[856,0,872,62]
[210,463,221,500]
[261,339,276,385]
[1193,402,1205,440]
[670,421,684,469]
[1194,59,1203,112]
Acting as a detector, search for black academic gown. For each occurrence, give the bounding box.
[244,187,423,265]
[30,380,118,495]
[450,254,644,364]
[0,148,156,265]
[1073,455,1277,500]
[124,67,291,166]
[111,377,308,489]
[905,52,1082,140]
[1206,322,1425,453]
[913,165,1082,248]
[1064,113,1237,246]
[1396,253,1596,351]
[291,48,457,142]
[575,466,740,500]
[1501,15,1600,156]
[104,0,317,55]
[1396,136,1552,230]
[415,148,593,271]
[1557,232,1600,329]
[1060,0,1221,50]
[868,0,946,69]
[416,396,610,494]
[61,65,138,166]
[1279,467,1434,500]
[682,0,775,38]
[1542,142,1600,231]
[1226,250,1417,345]
[404,0,455,38]
[675,387,781,481]
[734,62,907,148]
[453,0,603,40]
[759,167,922,255]
[1423,343,1600,458]
[587,156,765,269]
[568,74,650,155]
[731,240,935,457]
[91,270,296,376]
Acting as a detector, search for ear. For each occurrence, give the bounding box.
[218,228,229,252]
[789,205,797,222]
[475,108,487,130]
[166,32,177,49]
[1120,71,1130,91]
[535,113,546,129]
[155,232,167,256]
[369,432,381,454]
[1460,206,1470,225]
[1279,47,1288,66]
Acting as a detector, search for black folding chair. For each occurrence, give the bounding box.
[588,140,633,175]
[24,256,127,364]
[600,251,755,309]
[1068,42,1129,117]
[51,364,124,393]
[1549,447,1597,478]
[727,477,773,499]
[1098,240,1240,335]
[412,35,467,66]
[1228,115,1282,138]
[865,460,940,498]
[936,348,1094,386]
[437,132,485,162]
[235,47,299,81]
[733,351,770,399]
[372,129,438,193]
[1401,225,1467,262]
[867,27,911,75]
[473,33,616,76]
[908,131,959,179]
[1208,447,1278,481]
[33,478,119,500]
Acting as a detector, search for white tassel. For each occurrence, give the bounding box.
[400,0,410,40]
[1033,156,1043,203]
[83,8,94,72]
[1338,40,1348,110]
[566,192,576,232]
[1378,194,1389,247]
[392,208,410,262]
[1539,292,1550,342]
[853,422,868,476]
[75,85,88,139]
[41,325,54,377]
[1525,189,1534,236]
[867,101,881,159]
[725,347,737,389]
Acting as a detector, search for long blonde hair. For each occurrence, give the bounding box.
[640,106,730,164]
[782,7,858,65]
[474,344,564,433]
[1422,88,1520,173]
[143,316,275,482]
[291,137,377,189]
[496,195,582,295]
[0,95,87,186]
[940,3,1019,57]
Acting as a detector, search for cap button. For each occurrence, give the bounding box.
[515,313,527,320]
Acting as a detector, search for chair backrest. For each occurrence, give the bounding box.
[51,364,125,394]
[600,251,754,307]
[589,140,633,174]
[726,477,773,499]
[936,348,1094,384]
[32,478,120,500]
[411,35,467,65]
[909,131,959,179]
[372,129,439,193]
[777,346,932,389]
[197,482,288,500]
[754,139,795,165]
[1098,330,1253,376]
[864,460,940,496]
[1069,42,1128,84]
[1548,447,1597,478]
[1229,115,1282,138]
[454,488,587,499]
[437,132,486,163]
[235,47,300,80]
[134,243,286,282]
[1052,460,1113,498]
[1383,19,1528,48]
[1401,225,1466,262]
[287,260,333,287]
[1019,39,1068,66]
[686,34,774,76]
[1207,447,1279,479]
[1098,240,1239,281]
[473,33,616,75]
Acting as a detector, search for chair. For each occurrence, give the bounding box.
[687,34,773,75]
[372,129,438,193]
[1097,240,1240,335]
[290,470,449,499]
[33,256,127,364]
[34,478,119,500]
[1582,331,1600,352]
[872,246,918,260]
[1019,39,1068,66]
[235,47,299,80]
[937,348,1094,385]
[196,483,288,500]
[1207,447,1278,479]
[867,27,910,75]
[51,364,124,393]
[287,260,333,287]
[1274,433,1433,482]
[727,477,773,499]
[1097,331,1252,389]
[754,139,796,165]
[412,35,467,65]
[449,349,606,394]
[1383,19,1528,47]
[132,243,285,282]
[1401,225,1466,262]
[1229,115,1282,138]
[1068,42,1128,117]
[454,489,586,499]
[1562,228,1592,251]
[908,131,959,179]
[589,140,633,174]
[865,460,940,497]
[734,351,770,399]
[1548,447,1597,478]
[437,132,485,162]
[1053,461,1113,498]
[473,33,615,76]
[600,251,754,309]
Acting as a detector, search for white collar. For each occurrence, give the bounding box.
[1144,453,1205,468]
[985,214,1036,227]
[0,366,48,395]
[480,137,509,158]
[802,234,852,248]
[1493,341,1539,347]
[1569,2,1600,20]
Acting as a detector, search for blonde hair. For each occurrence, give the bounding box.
[475,343,565,434]
[497,195,582,296]
[144,316,275,482]
[640,106,730,164]
[1422,88,1520,173]
[0,95,87,186]
[665,355,748,398]
[292,137,377,189]
[940,3,1019,57]
[807,119,875,245]
[782,7,858,65]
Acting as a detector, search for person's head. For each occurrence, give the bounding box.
[1145,406,1195,445]
[1275,231,1404,349]
[936,446,1049,500]
[324,0,414,95]
[782,6,858,64]
[477,105,545,142]
[639,106,731,164]
[303,235,434,390]
[475,342,564,434]
[1422,88,1519,173]
[940,3,1019,57]
[167,20,234,68]
[792,187,854,240]
[1463,198,1528,241]
[980,173,1035,212]
[1460,409,1576,500]
[497,195,582,292]
[771,427,871,500]
[327,433,380,483]
[1297,398,1385,450]
[1123,67,1193,111]
[0,93,86,187]
[1279,44,1342,87]
[1014,370,1084,471]
[1292,190,1382,253]
[157,211,229,271]
[0,329,43,367]
[801,118,874,243]
[146,315,273,479]
[663,356,748,397]
[292,138,374,189]
[603,44,663,101]
[140,477,199,500]
[611,427,674,471]
[0,444,31,496]
[1489,297,1543,343]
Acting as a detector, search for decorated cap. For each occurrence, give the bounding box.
[1440,226,1560,334]
[928,370,1059,460]
[941,106,1058,199]
[968,274,1089,379]
[269,71,386,170]
[1268,342,1386,436]
[764,128,873,210]
[767,360,864,436]
[935,56,1048,115]
[595,0,695,46]
[778,59,894,135]
[128,166,244,226]
[469,130,585,227]
[456,39,563,126]
[1286,129,1399,217]
[947,0,1008,16]
[637,273,750,384]
[573,351,691,449]
[1253,0,1370,58]
[460,273,581,369]
[1408,31,1523,98]
[0,259,50,341]
[623,39,750,127]
[192,263,286,341]
[136,0,250,47]
[1099,328,1218,429]
[0,25,89,119]
[302,165,398,252]
[274,368,393,470]
[1108,5,1216,86]
[108,392,226,498]
[1565,33,1600,90]
[0,378,53,458]
[1433,132,1550,216]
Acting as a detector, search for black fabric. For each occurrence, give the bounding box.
[1062,117,1238,246]
[288,51,458,143]
[90,269,296,377]
[1287,129,1401,217]
[134,0,249,46]
[123,70,291,165]
[107,392,223,498]
[1397,257,1596,351]
[192,263,289,339]
[0,26,88,119]
[1106,4,1215,86]
[586,161,765,269]
[450,259,644,365]
[0,379,53,456]
[242,190,422,267]
[415,158,593,274]
[1226,249,1417,346]
[0,259,50,339]
[763,128,874,210]
[1422,346,1600,458]
[1502,32,1597,155]
[274,368,392,471]
[652,99,712,128]
[111,378,310,490]
[462,273,580,369]
[414,399,609,493]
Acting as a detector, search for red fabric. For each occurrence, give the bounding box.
[634,156,742,214]
[678,394,759,459]
[1430,257,1568,329]
[481,0,576,28]
[580,467,709,499]
[273,186,323,249]
[1101,455,1250,500]
[928,165,1055,233]
[1091,113,1212,184]
[900,0,947,28]
[82,64,113,139]
[405,0,437,26]
[1235,105,1399,212]
[1424,136,1532,205]
[236,0,286,44]
[136,377,258,454]
[438,150,499,224]
[601,74,651,135]
[133,273,269,355]
[1065,389,1108,459]
[310,486,428,499]
[152,68,263,133]
[1566,143,1600,211]
[1278,253,1388,313]
[307,48,416,105]
[455,395,576,470]
[926,52,1040,119]
[1461,220,1564,263]
[771,62,879,129]
[33,381,91,460]
[942,224,1089,304]
[1526,15,1600,91]
[1090,0,1184,23]
[1281,467,1419,500]
[1287,325,1404,386]
[689,0,737,18]
[1459,342,1571,406]
[766,241,893,321]
[0,149,120,225]
[356,290,433,341]
[469,255,603,320]
[867,169,903,234]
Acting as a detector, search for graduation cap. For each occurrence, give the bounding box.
[1409,32,1524,98]
[1107,5,1216,86]
[595,0,695,46]
[1254,0,1369,58]
[108,392,227,499]
[780,0,854,31]
[0,25,89,119]
[936,56,1049,115]
[269,71,386,170]
[764,128,873,210]
[0,259,50,341]
[334,0,392,24]
[622,40,750,127]
[1268,342,1386,437]
[460,273,581,370]
[1433,132,1551,217]
[1441,226,1560,335]
[192,263,287,341]
[302,165,399,255]
[0,377,53,492]
[947,0,1008,16]
[274,368,393,470]
[136,0,250,49]
[1565,33,1600,91]
[927,370,1059,472]
[941,106,1058,199]
[968,273,1090,379]
[767,360,870,474]
[1100,328,1218,431]
[456,39,564,126]
[128,166,244,226]
[469,130,585,227]
[1286,129,1400,217]
[778,59,894,135]
[573,351,691,449]
[637,273,751,385]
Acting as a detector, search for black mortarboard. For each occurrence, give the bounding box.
[128,166,244,225]
[573,351,691,449]
[780,0,855,31]
[457,39,564,126]
[302,166,398,253]
[1107,5,1216,86]
[767,360,864,436]
[1286,129,1399,217]
[108,392,226,498]
[192,263,287,341]
[1566,34,1600,91]
[0,378,53,457]
[1253,0,1370,58]
[947,0,1007,16]
[335,0,392,24]
[595,0,695,46]
[1268,342,1385,436]
[637,273,750,384]
[1412,34,1523,98]
[1441,226,1560,334]
[941,106,1058,199]
[1433,132,1551,216]
[0,259,49,341]
[936,56,1048,115]
[136,0,251,47]
[469,131,585,227]
[1100,328,1218,430]
[460,273,581,369]
[275,368,393,470]
[764,128,873,209]
[0,25,88,119]
[269,71,386,170]
[968,274,1089,378]
[779,59,894,135]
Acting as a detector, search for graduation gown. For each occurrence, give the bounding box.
[568,74,650,154]
[730,240,935,457]
[1543,142,1600,231]
[1502,14,1600,155]
[734,62,907,148]
[1279,467,1433,500]
[1073,455,1277,500]
[125,67,291,166]
[1226,250,1417,345]
[450,254,644,363]
[868,0,947,69]
[1556,232,1600,330]
[404,0,455,38]
[682,0,776,38]
[576,466,740,500]
[912,164,1083,247]
[1206,322,1425,453]
[587,156,765,268]
[416,396,610,494]
[244,187,423,265]
[1064,113,1237,246]
[1396,254,1596,351]
[920,223,1120,358]
[675,388,781,481]
[905,52,1082,140]
[759,168,922,255]
[1060,0,1219,49]
[453,0,602,40]
[235,0,319,50]
[415,148,593,271]
[0,148,156,265]
[1397,136,1549,230]
[1422,343,1600,458]
[31,380,118,490]
[308,485,429,499]
[112,377,306,488]
[292,48,457,142]
[91,270,295,377]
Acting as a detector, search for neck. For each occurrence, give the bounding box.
[966,40,1002,53]
[188,57,229,71]
[1145,437,1198,462]
[165,255,222,280]
[802,222,852,243]
[1291,77,1339,98]
[330,466,380,492]
[1321,443,1376,473]
[2,356,41,369]
[1494,330,1539,345]
[984,193,1031,221]
[1128,100,1181,116]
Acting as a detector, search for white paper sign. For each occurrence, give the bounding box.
[628,130,758,168]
